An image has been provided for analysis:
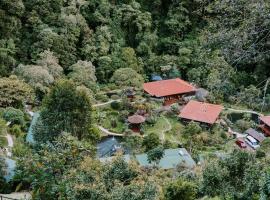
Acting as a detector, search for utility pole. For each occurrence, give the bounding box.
[261,78,270,112]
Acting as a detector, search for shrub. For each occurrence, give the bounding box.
[171,103,180,114]
[146,114,157,124]
[12,138,31,157]
[111,101,121,110]
[9,125,24,138]
[142,132,161,151]
[183,121,202,136]
[95,93,109,102]
[235,119,254,132]
[111,118,117,128]
[3,107,25,126]
[111,94,120,100]
[256,150,266,158]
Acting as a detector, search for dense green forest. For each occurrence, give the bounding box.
[1,0,270,105]
[1,0,270,199]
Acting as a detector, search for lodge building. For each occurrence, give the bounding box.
[143,78,196,106]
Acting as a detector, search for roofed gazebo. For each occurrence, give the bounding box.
[128,114,145,133]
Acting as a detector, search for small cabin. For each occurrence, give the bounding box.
[143,78,196,106]
[179,100,223,126]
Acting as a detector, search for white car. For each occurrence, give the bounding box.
[245,135,260,149]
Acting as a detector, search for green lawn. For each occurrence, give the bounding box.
[144,116,170,134]
[143,115,187,145]
[100,111,126,134]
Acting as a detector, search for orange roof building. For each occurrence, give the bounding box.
[179,100,223,125]
[259,116,270,136]
[143,78,196,105]
[143,78,196,97]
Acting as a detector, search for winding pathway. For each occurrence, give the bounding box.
[160,116,172,142]
[93,99,121,108]
[98,126,124,137]
[225,108,263,116]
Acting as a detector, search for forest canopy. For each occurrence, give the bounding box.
[1,0,269,107]
[1,0,270,199]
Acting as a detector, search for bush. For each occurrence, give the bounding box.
[235,119,254,132]
[111,118,117,128]
[183,121,202,136]
[171,103,180,114]
[111,94,120,100]
[95,93,109,102]
[111,101,121,110]
[9,125,24,138]
[142,132,161,151]
[119,110,129,122]
[3,107,25,126]
[12,138,31,157]
[256,150,266,158]
[164,178,197,200]
[146,114,157,124]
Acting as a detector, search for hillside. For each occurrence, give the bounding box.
[1,0,270,199]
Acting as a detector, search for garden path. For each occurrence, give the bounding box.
[93,99,121,107]
[98,126,124,137]
[160,116,172,142]
[226,108,263,116]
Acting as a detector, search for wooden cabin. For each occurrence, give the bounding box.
[259,116,270,136]
[179,100,223,126]
[143,78,196,106]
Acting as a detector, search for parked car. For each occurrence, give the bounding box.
[235,138,247,149]
[245,135,260,149]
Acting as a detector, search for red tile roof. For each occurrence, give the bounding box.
[143,78,196,97]
[260,116,270,127]
[179,100,223,124]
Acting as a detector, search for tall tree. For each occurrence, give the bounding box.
[164,178,197,200]
[0,75,33,108]
[33,79,97,143]
[110,67,144,88]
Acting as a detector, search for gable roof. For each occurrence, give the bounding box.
[245,128,265,143]
[135,148,196,169]
[143,78,196,97]
[179,100,223,124]
[260,116,270,127]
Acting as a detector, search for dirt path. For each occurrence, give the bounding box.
[93,99,121,108]
[160,116,172,142]
[226,108,263,116]
[98,126,124,137]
